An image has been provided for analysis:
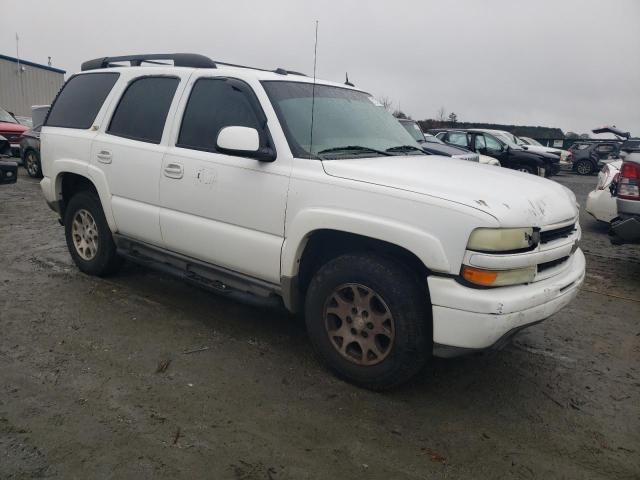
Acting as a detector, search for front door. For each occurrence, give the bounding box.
[159,76,291,284]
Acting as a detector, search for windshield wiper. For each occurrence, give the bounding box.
[317,145,392,157]
[385,145,425,153]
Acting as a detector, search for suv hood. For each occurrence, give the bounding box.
[322,156,578,227]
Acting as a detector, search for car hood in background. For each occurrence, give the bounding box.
[322,155,578,227]
[421,142,469,157]
[0,122,28,134]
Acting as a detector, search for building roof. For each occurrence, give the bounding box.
[0,54,65,74]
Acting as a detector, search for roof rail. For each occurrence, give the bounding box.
[81,53,307,76]
[81,54,217,71]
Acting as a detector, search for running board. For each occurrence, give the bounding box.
[114,235,283,309]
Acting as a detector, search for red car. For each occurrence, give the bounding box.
[0,107,28,157]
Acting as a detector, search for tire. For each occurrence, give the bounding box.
[24,150,42,178]
[575,159,594,176]
[304,253,431,390]
[63,190,122,276]
[517,164,536,175]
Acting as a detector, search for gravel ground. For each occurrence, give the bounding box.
[1,170,639,479]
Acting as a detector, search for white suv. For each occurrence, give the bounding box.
[40,54,585,389]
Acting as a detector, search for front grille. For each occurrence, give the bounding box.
[540,224,576,244]
[0,133,21,143]
[537,256,569,273]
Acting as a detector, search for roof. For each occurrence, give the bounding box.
[0,54,65,74]
[79,64,362,91]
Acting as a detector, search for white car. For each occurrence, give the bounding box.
[586,160,622,223]
[39,53,585,389]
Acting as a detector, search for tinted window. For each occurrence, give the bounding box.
[178,78,262,152]
[595,144,615,153]
[474,135,486,150]
[46,73,119,129]
[108,77,179,144]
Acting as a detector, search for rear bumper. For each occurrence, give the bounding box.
[428,249,585,357]
[610,215,640,245]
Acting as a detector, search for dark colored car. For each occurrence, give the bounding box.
[0,135,18,185]
[433,129,557,177]
[569,141,622,175]
[19,124,42,178]
[0,107,28,157]
[398,119,480,162]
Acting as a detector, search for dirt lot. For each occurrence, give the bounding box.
[1,170,639,479]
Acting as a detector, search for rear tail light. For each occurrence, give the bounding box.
[618,161,640,200]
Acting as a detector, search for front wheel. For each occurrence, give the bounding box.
[304,253,431,390]
[517,165,537,175]
[63,191,122,276]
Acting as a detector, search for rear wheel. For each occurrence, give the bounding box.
[575,159,594,175]
[304,253,431,390]
[64,191,122,276]
[24,150,42,178]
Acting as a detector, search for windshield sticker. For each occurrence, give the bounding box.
[369,97,384,107]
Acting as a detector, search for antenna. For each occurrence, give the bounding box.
[309,20,319,158]
[345,73,354,87]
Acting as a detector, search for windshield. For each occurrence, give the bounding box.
[400,121,425,143]
[424,135,445,144]
[522,136,542,146]
[490,131,521,148]
[0,108,17,124]
[262,81,422,158]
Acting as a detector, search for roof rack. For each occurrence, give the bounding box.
[81,53,307,76]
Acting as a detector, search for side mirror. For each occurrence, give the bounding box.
[216,126,275,161]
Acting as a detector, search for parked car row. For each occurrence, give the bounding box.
[429,128,561,177]
[583,127,640,245]
[398,119,500,165]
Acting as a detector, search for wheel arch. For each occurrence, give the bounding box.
[54,167,116,230]
[280,211,449,312]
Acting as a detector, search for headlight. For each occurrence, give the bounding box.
[467,227,537,252]
[462,265,536,287]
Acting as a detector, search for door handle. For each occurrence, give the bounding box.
[97,150,112,164]
[164,163,184,179]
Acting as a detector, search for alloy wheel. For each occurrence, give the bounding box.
[577,161,591,175]
[323,283,395,366]
[25,152,38,176]
[71,209,99,261]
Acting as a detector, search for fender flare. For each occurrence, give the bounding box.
[53,161,117,231]
[280,208,451,279]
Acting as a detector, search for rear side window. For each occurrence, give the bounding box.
[108,76,179,144]
[447,132,468,147]
[177,78,262,152]
[46,73,119,129]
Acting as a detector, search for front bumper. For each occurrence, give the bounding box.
[428,249,585,357]
[0,160,18,185]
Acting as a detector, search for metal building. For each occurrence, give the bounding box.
[0,54,65,117]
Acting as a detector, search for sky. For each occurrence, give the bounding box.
[1,0,639,136]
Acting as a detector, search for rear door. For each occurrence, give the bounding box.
[90,72,187,245]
